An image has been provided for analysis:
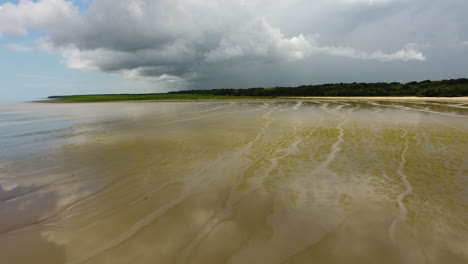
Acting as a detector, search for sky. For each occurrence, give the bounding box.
[1,0,468,101]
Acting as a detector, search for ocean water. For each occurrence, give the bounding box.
[0,100,467,264]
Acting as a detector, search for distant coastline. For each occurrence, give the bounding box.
[43,78,468,102]
[39,96,468,103]
[285,96,468,101]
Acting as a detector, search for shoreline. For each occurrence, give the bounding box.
[281,96,468,101]
[37,96,468,103]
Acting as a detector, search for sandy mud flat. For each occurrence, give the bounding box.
[0,100,467,263]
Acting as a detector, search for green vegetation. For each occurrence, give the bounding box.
[47,78,468,102]
[171,78,468,97]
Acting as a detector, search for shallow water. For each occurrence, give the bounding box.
[0,100,467,264]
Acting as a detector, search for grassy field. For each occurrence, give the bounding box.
[46,94,272,102]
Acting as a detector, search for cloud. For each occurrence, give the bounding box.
[7,0,467,90]
[0,0,78,36]
[338,0,392,5]
[16,73,69,81]
[6,43,33,52]
[25,0,424,84]
[316,45,426,61]
[462,41,468,45]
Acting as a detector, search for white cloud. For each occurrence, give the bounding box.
[462,41,468,45]
[316,45,426,61]
[0,0,78,36]
[6,43,33,51]
[338,0,392,5]
[204,20,313,63]
[16,73,68,81]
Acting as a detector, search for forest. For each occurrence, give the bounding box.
[169,78,468,97]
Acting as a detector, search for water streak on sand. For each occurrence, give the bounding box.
[176,105,279,263]
[371,101,468,118]
[389,126,413,243]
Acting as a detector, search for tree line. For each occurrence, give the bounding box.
[169,78,468,97]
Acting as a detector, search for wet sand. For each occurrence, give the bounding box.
[0,100,467,263]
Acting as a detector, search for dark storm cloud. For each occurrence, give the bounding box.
[1,0,468,89]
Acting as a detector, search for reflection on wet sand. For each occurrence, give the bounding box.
[0,100,467,263]
[0,185,66,263]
